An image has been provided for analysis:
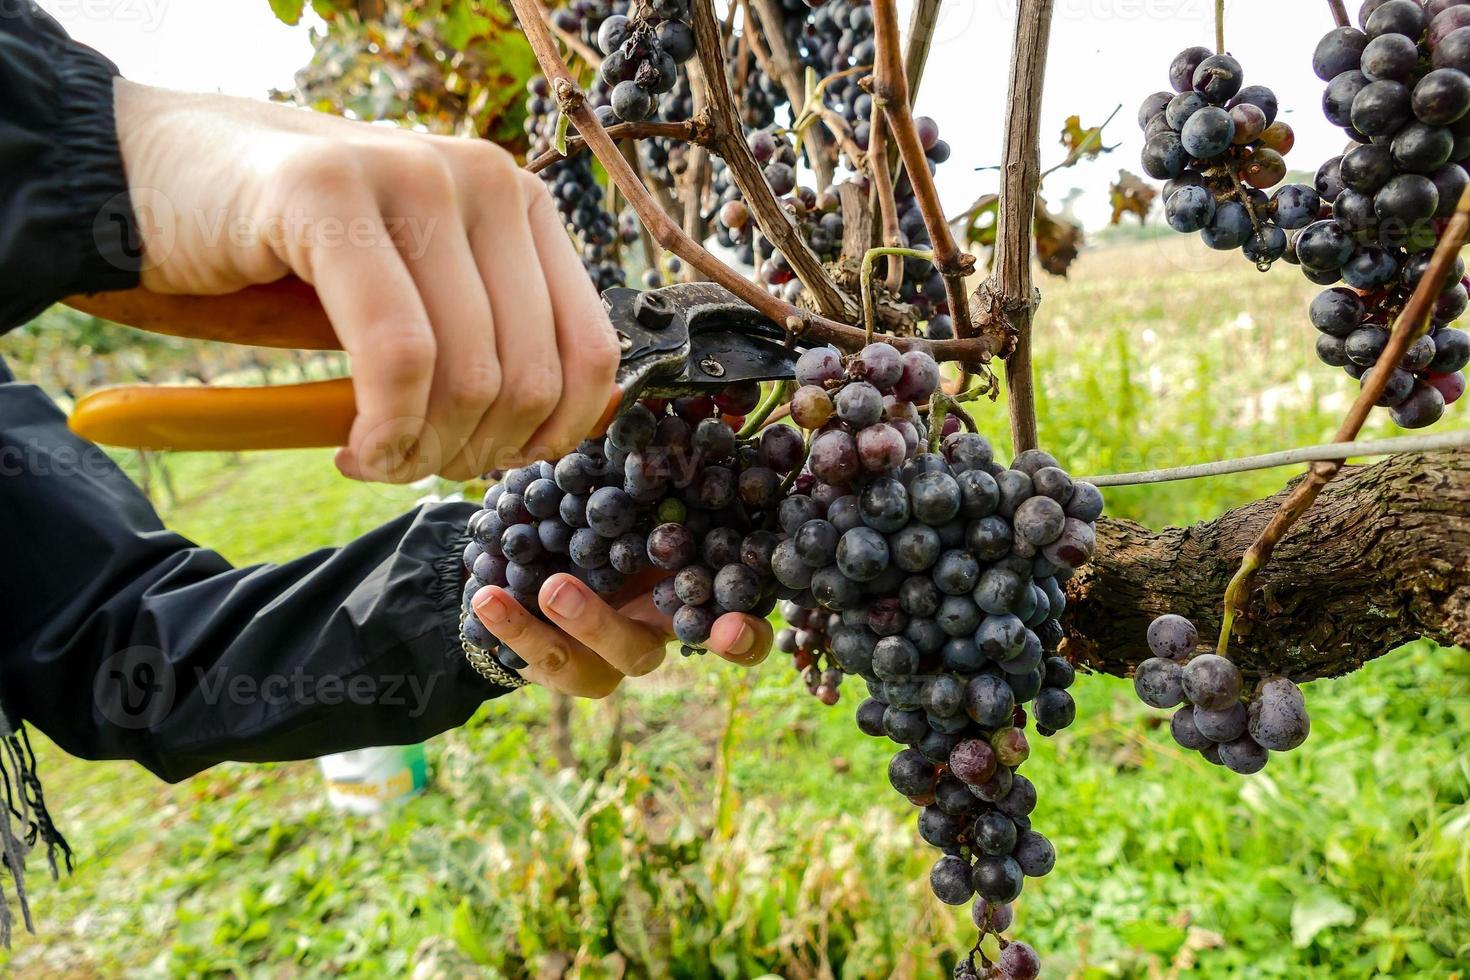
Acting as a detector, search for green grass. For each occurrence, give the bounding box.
[2,237,1468,978]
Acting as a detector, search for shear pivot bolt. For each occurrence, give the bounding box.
[634,291,677,331]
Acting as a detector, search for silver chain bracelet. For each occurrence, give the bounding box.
[459,612,530,690]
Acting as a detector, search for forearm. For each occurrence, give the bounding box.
[0,376,509,782]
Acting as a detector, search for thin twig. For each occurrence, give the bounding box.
[507,0,992,361]
[545,13,603,67]
[1327,0,1350,27]
[1038,104,1121,182]
[751,0,837,189]
[526,119,712,174]
[866,97,904,292]
[1218,185,1470,655]
[989,0,1054,454]
[1215,0,1226,53]
[903,0,944,101]
[1078,431,1470,487]
[688,0,855,321]
[862,246,933,343]
[617,141,662,275]
[871,0,977,340]
[738,380,794,439]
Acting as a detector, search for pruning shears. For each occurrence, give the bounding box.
[63,280,801,453]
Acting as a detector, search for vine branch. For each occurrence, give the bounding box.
[688,0,855,321]
[903,0,945,101]
[871,0,977,340]
[751,0,837,188]
[526,119,713,174]
[1068,451,1470,682]
[507,0,992,361]
[985,0,1054,454]
[1327,0,1350,27]
[1219,185,1470,653]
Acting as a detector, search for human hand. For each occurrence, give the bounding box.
[470,573,772,698]
[112,80,620,482]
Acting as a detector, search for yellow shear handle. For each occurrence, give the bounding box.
[64,278,342,351]
[62,278,354,451]
[70,379,358,451]
[62,278,622,453]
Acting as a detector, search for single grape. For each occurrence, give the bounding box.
[1182,654,1244,710]
[970,855,1024,904]
[1248,676,1311,750]
[930,854,975,905]
[1193,701,1249,743]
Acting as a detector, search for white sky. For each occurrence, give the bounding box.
[43,0,1349,231]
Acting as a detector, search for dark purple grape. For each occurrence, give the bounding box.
[973,810,1018,856]
[647,522,696,571]
[795,345,844,387]
[1147,613,1199,660]
[673,603,715,644]
[1134,657,1186,708]
[930,854,974,905]
[970,855,1024,904]
[964,673,1015,728]
[1194,701,1249,742]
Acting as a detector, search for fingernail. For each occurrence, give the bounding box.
[474,588,509,624]
[544,580,586,618]
[725,622,755,657]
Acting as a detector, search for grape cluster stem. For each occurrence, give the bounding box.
[1219,185,1470,657]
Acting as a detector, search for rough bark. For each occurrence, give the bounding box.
[1065,451,1470,682]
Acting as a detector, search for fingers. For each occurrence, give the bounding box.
[518,171,622,459]
[390,197,500,483]
[305,192,435,482]
[462,169,562,471]
[538,574,671,678]
[707,613,774,668]
[471,586,622,699]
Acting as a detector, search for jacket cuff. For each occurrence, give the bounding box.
[52,43,139,294]
[436,527,502,693]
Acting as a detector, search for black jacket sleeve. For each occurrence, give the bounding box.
[0,365,509,783]
[1,1,141,332]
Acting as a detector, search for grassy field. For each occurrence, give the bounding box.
[2,236,1467,978]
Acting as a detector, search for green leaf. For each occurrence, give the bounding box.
[1291,893,1356,947]
[267,0,306,25]
[443,0,492,50]
[1118,918,1188,957]
[450,898,494,964]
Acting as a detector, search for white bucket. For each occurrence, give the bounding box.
[317,743,428,815]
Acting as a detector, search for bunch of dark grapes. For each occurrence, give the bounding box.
[1132,614,1311,774]
[461,337,1095,973]
[777,345,1101,979]
[712,129,846,293]
[1139,47,1311,268]
[1305,0,1470,426]
[459,380,770,669]
[594,0,694,123]
[524,78,626,292]
[775,603,846,703]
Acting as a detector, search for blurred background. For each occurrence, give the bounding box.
[2,1,1468,977]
